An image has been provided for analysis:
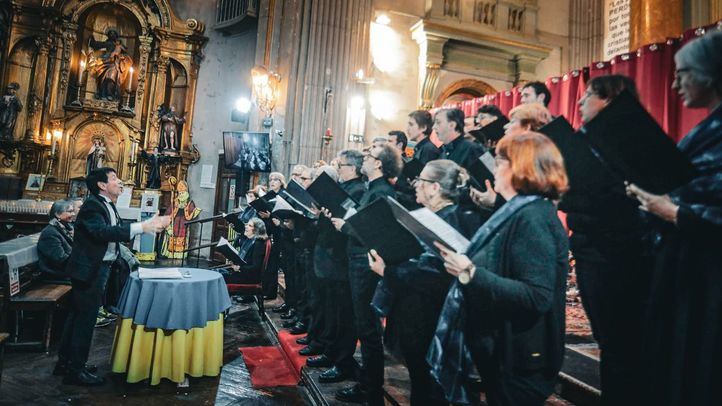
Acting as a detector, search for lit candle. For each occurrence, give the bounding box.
[79,60,86,84]
[127,67,134,92]
[51,139,56,155]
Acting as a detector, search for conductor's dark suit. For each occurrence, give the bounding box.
[58,193,139,373]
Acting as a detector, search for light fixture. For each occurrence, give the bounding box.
[350,95,365,111]
[235,97,252,114]
[375,14,391,25]
[251,66,281,128]
[370,19,401,73]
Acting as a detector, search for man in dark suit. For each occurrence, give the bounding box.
[331,144,403,405]
[55,167,169,386]
[434,108,485,171]
[407,110,440,165]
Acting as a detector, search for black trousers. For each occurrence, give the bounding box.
[262,244,280,297]
[305,270,325,347]
[574,241,648,406]
[347,254,384,405]
[282,248,298,308]
[58,263,111,372]
[324,279,359,376]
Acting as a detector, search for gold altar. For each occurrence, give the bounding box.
[0,0,206,204]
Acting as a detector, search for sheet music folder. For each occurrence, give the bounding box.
[305,172,357,217]
[469,116,509,144]
[215,237,246,265]
[345,196,470,264]
[580,90,694,194]
[468,152,496,190]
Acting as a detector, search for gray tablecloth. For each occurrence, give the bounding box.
[0,233,40,270]
[117,268,232,330]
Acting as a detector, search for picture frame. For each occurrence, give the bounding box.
[68,178,89,198]
[25,174,46,191]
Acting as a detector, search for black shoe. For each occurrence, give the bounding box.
[296,336,310,345]
[280,309,297,320]
[53,363,98,376]
[298,345,322,356]
[62,369,105,386]
[263,295,276,300]
[271,303,289,313]
[282,318,298,329]
[319,366,347,383]
[335,384,367,403]
[306,355,333,368]
[289,321,307,335]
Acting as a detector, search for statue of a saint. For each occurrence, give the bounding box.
[86,138,106,175]
[87,29,133,101]
[0,83,23,140]
[140,146,167,189]
[160,180,202,259]
[158,105,185,151]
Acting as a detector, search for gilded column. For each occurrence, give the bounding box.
[146,55,169,150]
[25,36,52,142]
[630,0,683,50]
[56,23,78,113]
[133,35,153,126]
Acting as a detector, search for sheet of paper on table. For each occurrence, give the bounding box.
[138,267,184,279]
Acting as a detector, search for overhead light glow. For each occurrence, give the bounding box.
[235,97,252,113]
[370,22,401,73]
[350,95,365,111]
[375,14,391,25]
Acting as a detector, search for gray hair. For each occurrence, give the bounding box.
[423,159,469,201]
[49,199,73,219]
[675,30,722,95]
[337,149,364,176]
[313,165,339,182]
[248,217,268,239]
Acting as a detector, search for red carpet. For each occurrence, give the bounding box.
[239,346,299,387]
[277,330,309,374]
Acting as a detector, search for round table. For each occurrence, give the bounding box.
[110,268,232,385]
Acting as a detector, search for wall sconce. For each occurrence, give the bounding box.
[231,97,252,124]
[251,66,281,128]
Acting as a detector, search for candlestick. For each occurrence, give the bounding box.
[79,60,86,84]
[127,67,134,92]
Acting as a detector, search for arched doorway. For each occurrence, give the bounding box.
[434,79,496,107]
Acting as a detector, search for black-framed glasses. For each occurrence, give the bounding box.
[413,176,436,185]
[364,153,381,161]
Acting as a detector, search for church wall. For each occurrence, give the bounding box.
[535,0,571,78]
[171,0,257,250]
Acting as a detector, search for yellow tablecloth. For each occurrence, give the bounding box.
[110,313,224,385]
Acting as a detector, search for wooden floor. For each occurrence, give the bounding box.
[0,301,310,405]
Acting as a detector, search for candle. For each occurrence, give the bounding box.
[127,67,134,92]
[51,140,56,155]
[79,60,86,84]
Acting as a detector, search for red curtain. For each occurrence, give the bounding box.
[445,20,721,141]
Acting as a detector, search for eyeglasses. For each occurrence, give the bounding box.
[412,176,436,185]
[364,153,381,161]
[338,163,355,167]
[300,176,312,181]
[291,173,302,177]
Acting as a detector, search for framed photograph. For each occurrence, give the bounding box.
[68,178,89,198]
[222,132,272,172]
[25,174,46,191]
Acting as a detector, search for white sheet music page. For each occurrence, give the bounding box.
[138,267,184,279]
[409,207,470,253]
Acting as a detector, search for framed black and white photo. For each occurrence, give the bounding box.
[25,174,46,191]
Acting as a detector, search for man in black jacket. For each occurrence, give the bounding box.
[407,110,440,165]
[55,167,169,386]
[331,144,402,405]
[311,149,367,383]
[434,108,485,171]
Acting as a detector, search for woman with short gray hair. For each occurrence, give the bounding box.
[37,199,76,283]
[626,30,722,405]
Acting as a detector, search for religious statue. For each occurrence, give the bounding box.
[0,82,23,140]
[86,138,105,175]
[87,29,134,101]
[140,146,167,189]
[160,180,202,259]
[157,105,185,151]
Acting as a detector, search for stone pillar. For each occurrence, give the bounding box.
[630,0,683,50]
[25,36,52,142]
[570,0,604,67]
[412,27,447,109]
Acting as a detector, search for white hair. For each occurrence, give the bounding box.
[675,30,722,94]
[313,165,338,182]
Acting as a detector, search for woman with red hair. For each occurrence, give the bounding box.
[431,131,569,405]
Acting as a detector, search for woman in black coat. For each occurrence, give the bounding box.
[626,31,722,405]
[368,159,475,406]
[223,218,270,285]
[434,131,569,405]
[37,199,77,283]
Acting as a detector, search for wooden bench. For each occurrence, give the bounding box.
[0,233,72,352]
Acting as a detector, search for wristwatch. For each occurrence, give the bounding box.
[459,264,475,284]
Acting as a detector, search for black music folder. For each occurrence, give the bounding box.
[272,195,305,219]
[581,90,694,194]
[346,198,423,264]
[215,237,246,265]
[249,198,273,213]
[223,211,244,230]
[282,180,318,214]
[305,172,357,217]
[469,116,509,144]
[401,158,424,182]
[468,151,496,190]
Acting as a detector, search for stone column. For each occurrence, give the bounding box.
[412,26,448,109]
[630,0,683,50]
[24,36,52,142]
